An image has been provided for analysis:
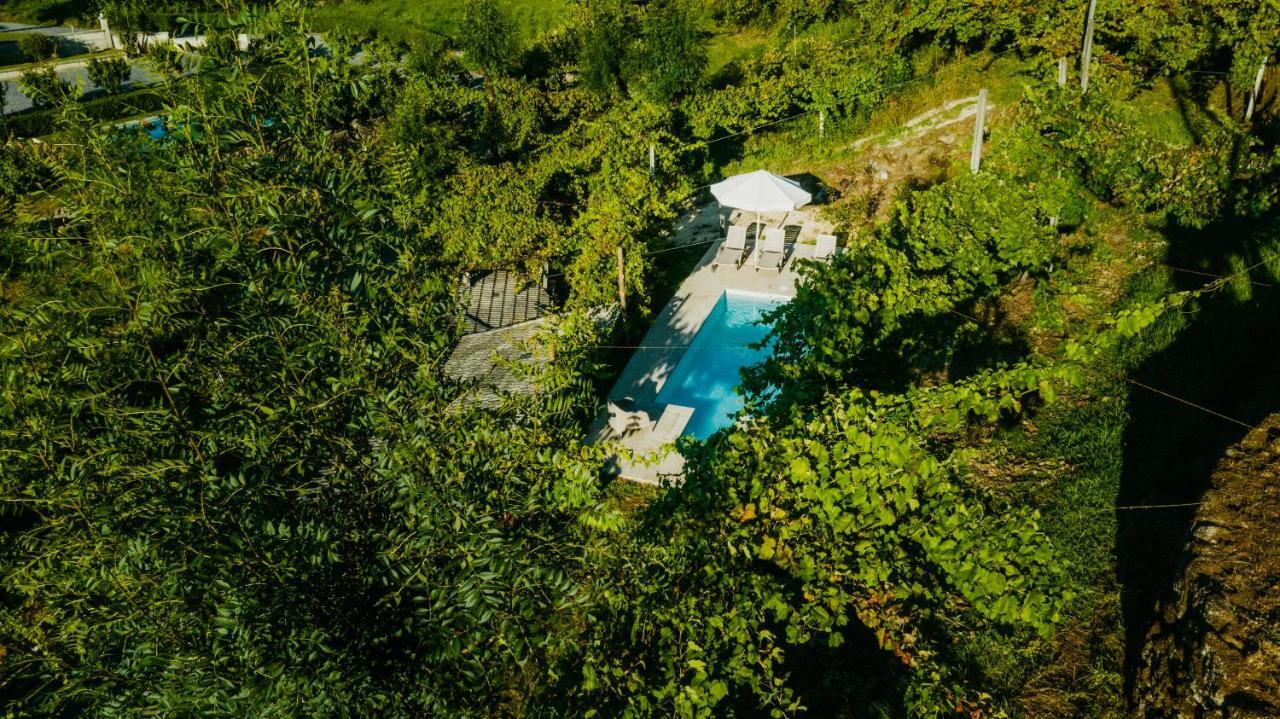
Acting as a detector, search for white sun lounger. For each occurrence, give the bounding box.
[755,228,787,271]
[648,404,694,448]
[813,234,838,261]
[607,398,652,438]
[713,225,748,269]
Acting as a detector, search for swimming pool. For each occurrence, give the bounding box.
[655,290,786,439]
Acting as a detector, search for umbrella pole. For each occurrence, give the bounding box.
[755,209,760,265]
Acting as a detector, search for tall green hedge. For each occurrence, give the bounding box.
[2,88,168,138]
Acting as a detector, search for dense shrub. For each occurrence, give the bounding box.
[87,55,132,94]
[16,32,55,61]
[1,88,168,138]
[575,0,706,105]
[759,171,1060,404]
[16,65,72,109]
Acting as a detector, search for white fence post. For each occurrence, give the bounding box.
[1081,0,1098,92]
[970,88,988,174]
[1246,59,1267,121]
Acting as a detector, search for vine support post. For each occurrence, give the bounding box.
[649,144,655,177]
[969,88,988,175]
[818,109,826,139]
[1246,59,1267,121]
[1080,0,1097,92]
[1057,57,1068,86]
[616,245,627,315]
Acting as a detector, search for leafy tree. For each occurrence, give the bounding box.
[577,0,633,100]
[458,0,523,155]
[0,9,617,716]
[624,0,706,104]
[459,0,520,84]
[145,41,187,80]
[574,361,1095,716]
[16,65,72,109]
[86,55,132,94]
[686,38,909,139]
[755,171,1059,409]
[201,27,243,66]
[17,33,55,62]
[5,2,1275,716]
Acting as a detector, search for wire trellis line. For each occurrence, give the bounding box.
[1122,377,1254,430]
[1111,500,1205,511]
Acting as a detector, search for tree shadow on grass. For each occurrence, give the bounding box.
[1116,211,1280,699]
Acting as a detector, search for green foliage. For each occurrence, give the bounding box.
[708,0,838,28]
[625,1,707,104]
[2,87,168,139]
[16,64,72,109]
[573,0,707,105]
[0,8,616,715]
[312,0,572,47]
[760,171,1060,406]
[576,0,633,100]
[87,55,132,95]
[0,0,94,25]
[460,0,521,79]
[577,358,1097,717]
[1018,81,1280,228]
[16,32,54,62]
[688,37,909,139]
[3,1,1278,716]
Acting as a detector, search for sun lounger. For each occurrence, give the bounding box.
[651,404,694,444]
[813,234,838,261]
[607,398,652,438]
[712,225,748,269]
[755,228,787,271]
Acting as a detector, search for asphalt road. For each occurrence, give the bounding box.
[0,25,331,116]
[1,60,159,114]
[0,20,93,37]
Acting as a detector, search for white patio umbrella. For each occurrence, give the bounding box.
[709,169,812,240]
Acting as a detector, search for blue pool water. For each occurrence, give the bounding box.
[655,291,786,439]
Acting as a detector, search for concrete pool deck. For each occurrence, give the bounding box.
[591,208,833,485]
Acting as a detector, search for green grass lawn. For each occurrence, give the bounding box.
[311,0,574,45]
[712,51,1032,182]
[704,24,769,81]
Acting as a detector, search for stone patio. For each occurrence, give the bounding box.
[591,205,835,484]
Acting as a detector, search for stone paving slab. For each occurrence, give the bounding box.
[592,208,832,484]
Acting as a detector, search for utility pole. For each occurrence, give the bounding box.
[970,88,988,174]
[1080,0,1098,92]
[1246,58,1267,121]
[616,246,627,314]
[818,109,826,139]
[648,144,655,177]
[1058,57,1068,86]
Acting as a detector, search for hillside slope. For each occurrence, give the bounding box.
[1136,415,1280,717]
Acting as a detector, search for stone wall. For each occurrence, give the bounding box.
[1135,416,1280,717]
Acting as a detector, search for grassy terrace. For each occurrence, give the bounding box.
[312,0,574,44]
